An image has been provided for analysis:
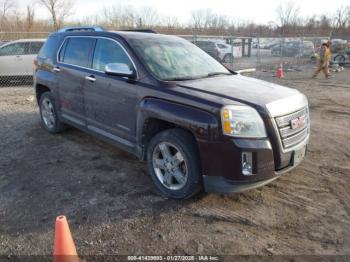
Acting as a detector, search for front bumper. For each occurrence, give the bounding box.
[198,135,309,194]
[203,158,304,194]
[203,175,279,194]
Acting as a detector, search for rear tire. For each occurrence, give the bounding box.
[334,54,346,67]
[39,92,67,134]
[147,129,202,199]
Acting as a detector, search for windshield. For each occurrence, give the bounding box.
[128,36,230,81]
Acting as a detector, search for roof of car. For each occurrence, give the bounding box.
[5,39,46,43]
[53,30,181,42]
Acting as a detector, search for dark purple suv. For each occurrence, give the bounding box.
[34,27,310,199]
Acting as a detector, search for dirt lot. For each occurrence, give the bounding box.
[0,67,349,259]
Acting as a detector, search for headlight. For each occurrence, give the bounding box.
[221,105,267,138]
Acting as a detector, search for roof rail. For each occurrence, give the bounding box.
[121,29,157,34]
[58,26,106,33]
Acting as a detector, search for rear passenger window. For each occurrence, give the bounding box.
[92,39,133,71]
[62,38,95,67]
[38,36,57,60]
[29,42,44,54]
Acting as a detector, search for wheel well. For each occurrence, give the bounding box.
[35,84,50,103]
[141,118,196,160]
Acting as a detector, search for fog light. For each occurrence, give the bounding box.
[242,152,254,176]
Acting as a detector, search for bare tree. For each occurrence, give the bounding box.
[138,6,159,27]
[161,15,180,28]
[276,1,300,35]
[38,0,74,31]
[0,0,15,18]
[333,6,349,29]
[26,5,35,32]
[190,8,229,33]
[190,9,207,30]
[0,0,16,30]
[101,5,136,29]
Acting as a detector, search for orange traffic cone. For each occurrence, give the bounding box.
[54,215,80,262]
[277,64,284,78]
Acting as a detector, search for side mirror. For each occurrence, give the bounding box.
[105,63,136,79]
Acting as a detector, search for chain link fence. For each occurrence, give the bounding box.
[0,31,348,87]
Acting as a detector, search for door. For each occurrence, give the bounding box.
[56,37,96,125]
[0,42,28,76]
[84,38,138,145]
[23,41,44,75]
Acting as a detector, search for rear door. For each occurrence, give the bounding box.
[0,42,27,76]
[83,37,138,145]
[56,37,96,126]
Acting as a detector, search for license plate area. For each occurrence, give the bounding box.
[293,146,306,166]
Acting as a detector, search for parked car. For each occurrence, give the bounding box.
[0,39,46,84]
[333,47,350,66]
[34,28,310,199]
[271,41,315,57]
[331,39,348,53]
[194,40,234,63]
[259,39,280,49]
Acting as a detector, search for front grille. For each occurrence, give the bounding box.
[275,107,309,149]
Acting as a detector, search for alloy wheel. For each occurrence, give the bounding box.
[152,142,188,190]
[41,97,55,129]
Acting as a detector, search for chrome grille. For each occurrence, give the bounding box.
[275,107,309,149]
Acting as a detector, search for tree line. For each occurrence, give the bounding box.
[0,0,350,37]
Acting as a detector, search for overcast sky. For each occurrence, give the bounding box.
[20,0,349,24]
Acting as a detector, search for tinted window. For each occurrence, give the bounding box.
[92,39,132,71]
[29,41,44,54]
[196,41,214,48]
[38,36,58,60]
[62,37,95,67]
[0,42,27,56]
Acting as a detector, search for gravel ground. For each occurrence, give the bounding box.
[0,67,349,260]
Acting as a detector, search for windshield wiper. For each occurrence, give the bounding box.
[163,76,200,81]
[164,72,231,81]
[207,72,232,77]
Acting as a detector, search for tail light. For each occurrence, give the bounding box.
[33,58,38,71]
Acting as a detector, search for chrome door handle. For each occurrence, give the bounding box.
[53,67,61,72]
[85,75,96,82]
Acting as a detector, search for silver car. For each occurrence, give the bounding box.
[0,39,46,83]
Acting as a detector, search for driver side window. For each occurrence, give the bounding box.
[92,39,133,72]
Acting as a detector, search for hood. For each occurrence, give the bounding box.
[176,74,305,117]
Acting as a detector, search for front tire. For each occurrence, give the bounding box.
[222,54,233,63]
[39,92,66,133]
[147,129,202,199]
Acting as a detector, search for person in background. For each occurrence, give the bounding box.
[326,40,332,75]
[312,43,331,78]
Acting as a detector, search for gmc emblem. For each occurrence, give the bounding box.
[291,115,307,129]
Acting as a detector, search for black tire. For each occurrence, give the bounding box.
[39,92,67,134]
[334,55,346,67]
[222,54,233,63]
[147,128,202,199]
